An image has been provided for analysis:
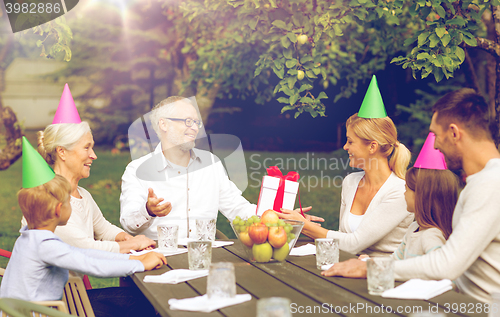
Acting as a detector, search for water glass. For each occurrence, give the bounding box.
[257,297,292,317]
[196,218,217,241]
[188,240,212,270]
[207,262,236,299]
[367,257,394,295]
[315,238,339,269]
[157,224,178,252]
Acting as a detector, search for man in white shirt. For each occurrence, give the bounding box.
[322,88,500,302]
[119,97,259,239]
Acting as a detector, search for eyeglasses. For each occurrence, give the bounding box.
[164,118,203,128]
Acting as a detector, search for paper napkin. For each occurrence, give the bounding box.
[382,279,453,300]
[289,243,316,256]
[321,264,334,270]
[169,294,252,312]
[144,269,208,284]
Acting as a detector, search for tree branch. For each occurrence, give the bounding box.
[474,37,500,60]
[492,5,500,43]
[463,48,482,94]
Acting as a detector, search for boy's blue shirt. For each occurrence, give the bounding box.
[0,226,143,301]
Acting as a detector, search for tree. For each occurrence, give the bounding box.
[179,0,500,142]
[0,11,72,170]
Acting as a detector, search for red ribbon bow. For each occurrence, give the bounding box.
[266,166,303,216]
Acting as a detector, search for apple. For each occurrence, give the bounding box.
[239,230,254,248]
[297,70,305,80]
[253,242,273,262]
[273,242,289,261]
[297,34,308,45]
[261,209,280,225]
[268,226,287,248]
[248,223,268,244]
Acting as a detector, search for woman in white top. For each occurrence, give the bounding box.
[281,114,414,256]
[34,122,155,253]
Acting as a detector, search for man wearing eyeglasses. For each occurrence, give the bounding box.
[119,96,258,240]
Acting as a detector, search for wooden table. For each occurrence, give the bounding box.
[131,240,487,317]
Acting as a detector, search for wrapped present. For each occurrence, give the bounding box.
[256,166,300,216]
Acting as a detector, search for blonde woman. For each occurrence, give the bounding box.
[281,114,414,256]
[28,122,155,253]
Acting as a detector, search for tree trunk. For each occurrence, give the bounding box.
[195,84,220,124]
[0,102,23,170]
[492,5,500,145]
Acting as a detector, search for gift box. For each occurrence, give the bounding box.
[256,166,299,216]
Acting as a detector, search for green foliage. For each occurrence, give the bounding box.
[179,0,421,118]
[50,2,174,144]
[391,0,489,82]
[180,0,496,119]
[396,81,462,151]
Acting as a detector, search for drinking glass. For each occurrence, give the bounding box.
[188,240,212,270]
[157,224,178,252]
[207,262,236,299]
[315,238,339,269]
[367,257,394,295]
[196,218,217,241]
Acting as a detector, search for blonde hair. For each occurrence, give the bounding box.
[17,175,71,229]
[346,113,411,179]
[37,122,91,165]
[406,167,458,239]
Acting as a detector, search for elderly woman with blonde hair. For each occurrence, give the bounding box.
[26,122,155,253]
[281,114,414,256]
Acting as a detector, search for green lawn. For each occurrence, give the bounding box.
[0,145,352,288]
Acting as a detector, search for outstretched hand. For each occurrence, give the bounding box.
[321,259,367,278]
[279,207,324,226]
[146,188,172,217]
[130,252,167,271]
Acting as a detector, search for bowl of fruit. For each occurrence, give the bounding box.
[231,209,304,263]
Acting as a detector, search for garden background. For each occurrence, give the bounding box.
[1,0,499,287]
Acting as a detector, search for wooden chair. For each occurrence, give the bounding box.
[0,298,72,317]
[62,276,95,317]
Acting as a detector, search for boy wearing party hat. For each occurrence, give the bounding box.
[0,138,164,316]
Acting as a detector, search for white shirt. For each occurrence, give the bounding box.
[394,159,500,303]
[120,144,256,239]
[348,212,364,232]
[327,172,414,256]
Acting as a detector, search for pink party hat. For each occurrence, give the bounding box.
[52,83,82,124]
[413,132,447,170]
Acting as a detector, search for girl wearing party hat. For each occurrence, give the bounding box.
[281,75,414,256]
[391,133,458,260]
